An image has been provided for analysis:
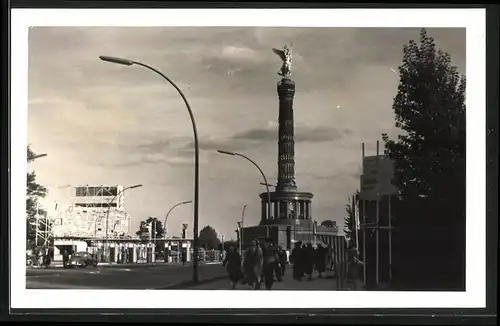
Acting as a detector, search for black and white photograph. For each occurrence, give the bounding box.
[11,8,486,309]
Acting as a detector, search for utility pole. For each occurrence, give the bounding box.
[241,204,247,253]
[153,220,156,262]
[221,234,225,263]
[237,222,242,256]
[35,203,39,247]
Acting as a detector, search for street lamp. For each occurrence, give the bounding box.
[217,150,272,226]
[163,200,192,238]
[260,182,276,189]
[31,153,47,161]
[104,184,142,263]
[238,204,247,256]
[100,55,200,282]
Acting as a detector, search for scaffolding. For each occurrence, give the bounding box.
[32,205,53,247]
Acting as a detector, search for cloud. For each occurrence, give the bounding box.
[220,46,261,63]
[180,137,247,155]
[136,139,177,153]
[232,124,349,143]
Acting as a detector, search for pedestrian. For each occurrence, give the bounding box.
[36,248,43,267]
[260,238,281,290]
[181,250,186,266]
[277,246,287,277]
[335,252,348,290]
[43,247,52,268]
[222,245,243,289]
[315,244,327,278]
[324,244,334,278]
[242,239,263,289]
[347,248,364,290]
[62,250,70,269]
[290,241,303,281]
[121,248,126,264]
[303,243,315,281]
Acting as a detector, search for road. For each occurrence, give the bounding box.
[190,269,356,290]
[26,263,226,289]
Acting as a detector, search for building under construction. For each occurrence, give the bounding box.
[51,184,131,238]
[47,184,133,262]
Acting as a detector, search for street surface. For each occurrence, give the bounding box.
[190,268,355,290]
[26,263,226,289]
[27,263,358,290]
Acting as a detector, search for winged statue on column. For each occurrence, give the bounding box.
[272,44,293,78]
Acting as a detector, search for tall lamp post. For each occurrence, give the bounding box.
[217,150,272,227]
[239,204,247,255]
[99,55,200,282]
[104,184,142,263]
[163,200,193,238]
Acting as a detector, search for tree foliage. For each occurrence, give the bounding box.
[320,220,337,228]
[343,205,354,245]
[382,29,466,289]
[136,217,165,240]
[26,145,48,245]
[219,239,238,251]
[198,225,220,250]
[343,191,360,246]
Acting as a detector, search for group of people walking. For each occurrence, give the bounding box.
[222,237,285,290]
[222,237,365,290]
[290,241,329,281]
[222,237,336,290]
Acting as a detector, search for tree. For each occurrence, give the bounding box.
[343,191,360,248]
[219,239,238,251]
[198,225,220,250]
[136,217,165,240]
[382,29,466,290]
[26,145,48,247]
[320,220,337,228]
[343,203,354,243]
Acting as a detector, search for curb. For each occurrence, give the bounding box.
[157,275,227,289]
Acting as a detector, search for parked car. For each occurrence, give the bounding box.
[68,251,98,268]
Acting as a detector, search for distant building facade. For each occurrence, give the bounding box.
[51,185,131,238]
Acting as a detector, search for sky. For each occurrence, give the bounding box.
[27,27,465,240]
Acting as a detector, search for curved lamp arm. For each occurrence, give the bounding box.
[105,184,142,238]
[163,200,193,237]
[217,150,272,222]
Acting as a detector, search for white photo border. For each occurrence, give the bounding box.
[10,8,486,309]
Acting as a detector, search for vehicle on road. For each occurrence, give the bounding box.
[67,252,98,268]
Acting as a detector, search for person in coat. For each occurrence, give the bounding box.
[315,244,327,278]
[303,243,315,281]
[62,250,70,269]
[222,245,243,289]
[347,248,364,290]
[243,239,263,289]
[290,241,303,281]
[260,238,281,290]
[277,246,287,277]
